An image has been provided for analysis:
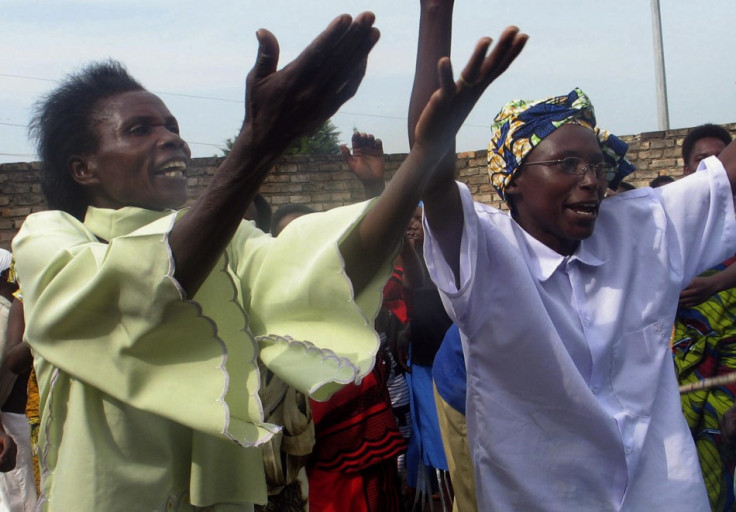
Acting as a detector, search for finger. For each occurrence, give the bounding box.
[679,289,695,300]
[351,130,362,147]
[457,37,492,86]
[328,12,378,69]
[339,144,353,163]
[375,138,383,152]
[277,14,355,97]
[361,133,376,147]
[249,29,280,84]
[323,18,380,101]
[437,57,455,96]
[479,28,528,82]
[332,54,371,106]
[291,13,369,83]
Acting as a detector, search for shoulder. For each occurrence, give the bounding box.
[14,210,87,243]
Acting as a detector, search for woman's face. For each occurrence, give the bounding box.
[407,206,424,245]
[505,124,607,256]
[72,90,191,211]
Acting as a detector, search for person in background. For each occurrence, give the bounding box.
[270,204,316,237]
[683,124,733,176]
[244,193,272,233]
[649,175,674,188]
[673,123,736,511]
[432,323,475,512]
[0,250,32,510]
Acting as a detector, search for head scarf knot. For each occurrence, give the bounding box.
[487,88,634,201]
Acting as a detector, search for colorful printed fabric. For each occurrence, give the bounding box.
[382,265,409,326]
[487,87,635,201]
[673,259,736,512]
[25,370,40,494]
[308,352,406,511]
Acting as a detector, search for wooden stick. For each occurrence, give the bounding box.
[679,372,736,394]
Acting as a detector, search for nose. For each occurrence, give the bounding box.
[158,127,190,155]
[577,165,599,189]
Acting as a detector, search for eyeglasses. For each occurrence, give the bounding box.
[521,157,616,183]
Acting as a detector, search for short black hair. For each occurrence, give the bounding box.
[251,194,272,233]
[271,203,315,236]
[649,175,674,188]
[29,60,145,219]
[682,124,732,164]
[616,181,636,191]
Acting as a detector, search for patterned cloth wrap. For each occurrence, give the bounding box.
[487,87,635,201]
[673,256,736,512]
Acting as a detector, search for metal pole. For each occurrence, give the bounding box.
[650,0,670,130]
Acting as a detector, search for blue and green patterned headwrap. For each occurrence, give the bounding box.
[487,88,635,201]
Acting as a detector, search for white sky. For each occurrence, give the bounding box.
[1,0,734,164]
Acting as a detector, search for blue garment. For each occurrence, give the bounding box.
[432,324,467,415]
[406,362,448,488]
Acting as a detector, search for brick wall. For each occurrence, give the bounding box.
[2,122,735,249]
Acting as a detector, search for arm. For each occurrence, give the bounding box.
[409,0,462,286]
[168,13,380,297]
[679,261,736,308]
[0,419,16,473]
[342,27,527,294]
[3,299,31,375]
[717,138,736,192]
[400,237,425,288]
[341,131,386,198]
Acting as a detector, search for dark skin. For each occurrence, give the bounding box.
[0,283,18,472]
[413,1,529,287]
[409,0,460,272]
[678,136,735,308]
[340,131,387,199]
[0,422,16,473]
[341,131,424,289]
[3,300,31,376]
[341,132,423,370]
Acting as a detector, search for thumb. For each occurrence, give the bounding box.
[250,29,280,83]
[340,144,353,163]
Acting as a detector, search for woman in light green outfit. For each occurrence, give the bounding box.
[13,11,526,511]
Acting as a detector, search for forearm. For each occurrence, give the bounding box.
[342,150,433,295]
[2,300,31,375]
[169,127,280,297]
[362,180,385,199]
[4,345,32,376]
[408,0,457,180]
[710,261,736,294]
[408,0,455,148]
[718,138,736,192]
[423,176,463,286]
[400,240,425,288]
[408,0,461,282]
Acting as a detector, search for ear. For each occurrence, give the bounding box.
[504,175,522,199]
[68,155,100,186]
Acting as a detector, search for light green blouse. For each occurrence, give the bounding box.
[12,202,389,511]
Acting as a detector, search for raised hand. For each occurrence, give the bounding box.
[341,131,386,198]
[234,13,380,167]
[413,27,527,162]
[171,13,379,297]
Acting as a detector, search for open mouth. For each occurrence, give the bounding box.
[155,159,187,179]
[567,202,598,217]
